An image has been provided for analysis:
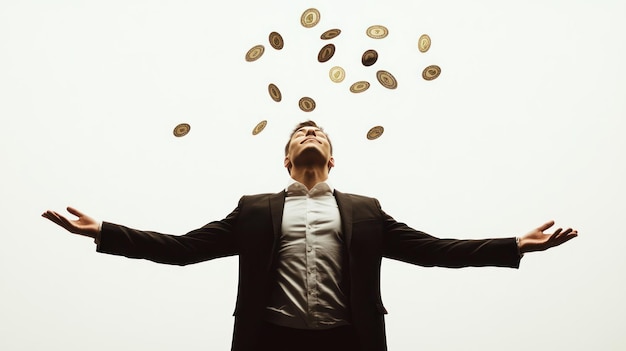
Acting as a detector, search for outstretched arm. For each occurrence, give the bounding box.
[518,220,578,254]
[41,207,100,238]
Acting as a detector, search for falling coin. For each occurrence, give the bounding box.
[422,65,441,80]
[367,126,384,140]
[173,123,191,137]
[268,83,282,102]
[269,32,284,50]
[320,29,341,40]
[361,49,378,66]
[366,25,389,39]
[418,34,431,53]
[298,97,316,112]
[252,120,267,135]
[245,45,265,62]
[349,81,370,93]
[317,43,336,63]
[329,66,346,83]
[300,8,321,28]
[376,70,398,89]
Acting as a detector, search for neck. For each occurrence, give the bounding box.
[290,167,329,190]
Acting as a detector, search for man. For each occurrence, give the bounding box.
[42,120,578,351]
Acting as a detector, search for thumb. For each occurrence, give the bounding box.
[537,220,555,232]
[67,206,85,218]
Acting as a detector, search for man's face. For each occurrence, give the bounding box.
[284,126,334,172]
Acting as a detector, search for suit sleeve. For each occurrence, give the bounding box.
[96,199,241,266]
[379,200,521,268]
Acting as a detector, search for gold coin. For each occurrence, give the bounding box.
[422,65,441,80]
[245,45,265,62]
[376,70,398,89]
[367,126,384,140]
[268,83,282,102]
[320,29,341,40]
[252,120,267,135]
[418,34,431,53]
[329,66,346,83]
[349,81,370,93]
[366,25,389,39]
[367,126,385,140]
[317,43,335,63]
[173,123,190,137]
[361,49,378,67]
[300,8,321,28]
[269,32,284,50]
[298,97,316,112]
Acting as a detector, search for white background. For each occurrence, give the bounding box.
[1,0,625,350]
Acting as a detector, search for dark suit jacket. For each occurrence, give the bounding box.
[97,190,521,351]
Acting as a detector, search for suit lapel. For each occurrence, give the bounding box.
[269,190,286,240]
[334,190,353,249]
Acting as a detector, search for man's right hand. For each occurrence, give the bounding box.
[41,207,100,238]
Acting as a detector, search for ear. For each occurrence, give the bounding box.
[284,157,292,170]
[328,157,335,170]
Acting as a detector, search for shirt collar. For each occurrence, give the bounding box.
[286,178,334,197]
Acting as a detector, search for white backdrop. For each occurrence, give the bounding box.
[2,0,625,350]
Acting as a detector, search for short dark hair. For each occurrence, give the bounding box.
[284,120,333,156]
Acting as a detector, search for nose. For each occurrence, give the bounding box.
[305,128,316,136]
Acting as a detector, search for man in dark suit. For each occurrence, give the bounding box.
[42,120,577,351]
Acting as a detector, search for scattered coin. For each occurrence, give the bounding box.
[361,49,378,66]
[173,123,191,137]
[349,81,370,93]
[269,32,284,50]
[317,43,336,63]
[329,66,346,83]
[418,34,431,53]
[422,65,441,80]
[252,120,267,135]
[298,97,316,112]
[245,45,265,62]
[376,70,398,89]
[366,25,389,39]
[268,83,282,102]
[300,8,321,28]
[320,29,341,40]
[367,126,384,140]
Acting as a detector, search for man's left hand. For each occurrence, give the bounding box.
[519,220,578,253]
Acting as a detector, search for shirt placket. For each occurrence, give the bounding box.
[305,193,319,327]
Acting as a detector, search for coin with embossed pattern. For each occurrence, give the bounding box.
[300,8,321,28]
[252,120,267,135]
[367,126,384,140]
[418,34,431,53]
[349,81,370,93]
[269,32,284,50]
[422,65,441,80]
[320,29,341,40]
[366,25,388,39]
[376,70,398,89]
[268,83,282,102]
[298,97,316,112]
[173,123,190,137]
[317,43,335,63]
[329,66,346,83]
[245,45,265,62]
[362,49,378,67]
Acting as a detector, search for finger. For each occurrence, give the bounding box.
[42,211,66,228]
[66,206,85,218]
[538,220,555,232]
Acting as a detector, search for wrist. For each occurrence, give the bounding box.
[516,237,525,257]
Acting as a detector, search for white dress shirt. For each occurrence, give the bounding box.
[265,179,350,329]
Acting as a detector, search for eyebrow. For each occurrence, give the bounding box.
[296,128,323,133]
